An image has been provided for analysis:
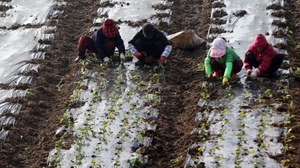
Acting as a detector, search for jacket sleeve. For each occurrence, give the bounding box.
[223,48,234,77]
[244,46,254,70]
[257,45,276,73]
[257,54,273,73]
[94,30,106,60]
[115,34,125,55]
[161,45,172,58]
[205,49,213,75]
[128,31,142,55]
[224,59,233,78]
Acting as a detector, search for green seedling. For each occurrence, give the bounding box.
[130,158,144,167]
[281,145,291,152]
[282,94,292,100]
[126,90,133,96]
[220,108,229,114]
[55,134,66,150]
[56,83,64,91]
[152,73,160,77]
[284,115,294,126]
[92,91,102,101]
[70,94,78,99]
[74,152,83,165]
[255,95,266,103]
[218,136,224,140]
[249,150,255,154]
[281,159,291,165]
[260,120,267,127]
[95,71,104,76]
[170,157,181,163]
[239,111,247,118]
[284,128,294,143]
[99,62,109,69]
[289,101,295,109]
[115,101,122,107]
[260,143,266,148]
[26,91,34,96]
[238,123,244,127]
[200,91,210,99]
[257,132,264,139]
[241,139,247,144]
[235,131,245,136]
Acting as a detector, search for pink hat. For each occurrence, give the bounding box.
[210,38,226,57]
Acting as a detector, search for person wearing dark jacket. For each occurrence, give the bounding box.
[128,23,172,65]
[244,34,284,79]
[75,18,126,62]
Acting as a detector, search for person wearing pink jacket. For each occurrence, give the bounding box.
[244,34,284,79]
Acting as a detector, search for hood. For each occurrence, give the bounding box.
[252,34,268,48]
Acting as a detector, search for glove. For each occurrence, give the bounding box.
[120,53,126,61]
[103,56,110,63]
[207,74,212,78]
[133,52,143,58]
[158,56,166,63]
[222,77,229,85]
[250,68,260,79]
[246,69,252,75]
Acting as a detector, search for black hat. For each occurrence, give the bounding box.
[142,23,154,38]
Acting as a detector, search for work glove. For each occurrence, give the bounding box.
[246,69,252,75]
[120,53,126,61]
[222,77,229,85]
[158,56,166,63]
[103,56,110,63]
[133,52,143,58]
[207,74,212,78]
[250,68,260,79]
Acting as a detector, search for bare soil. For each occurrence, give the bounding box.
[0,0,300,168]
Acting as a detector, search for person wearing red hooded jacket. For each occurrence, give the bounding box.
[75,18,126,62]
[244,34,284,79]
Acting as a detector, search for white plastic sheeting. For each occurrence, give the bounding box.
[0,0,61,140]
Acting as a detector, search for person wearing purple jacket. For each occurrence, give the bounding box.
[75,18,126,62]
[244,34,284,79]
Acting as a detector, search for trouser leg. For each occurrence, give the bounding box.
[231,59,243,74]
[210,59,224,72]
[245,51,259,68]
[266,54,284,76]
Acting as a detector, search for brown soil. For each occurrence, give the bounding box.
[0,0,300,168]
[234,10,247,17]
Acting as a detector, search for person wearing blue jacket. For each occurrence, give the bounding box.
[75,18,126,62]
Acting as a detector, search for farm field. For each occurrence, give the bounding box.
[0,0,300,168]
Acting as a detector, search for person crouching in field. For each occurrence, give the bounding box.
[244,34,284,79]
[128,23,172,66]
[75,18,126,63]
[205,38,243,85]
